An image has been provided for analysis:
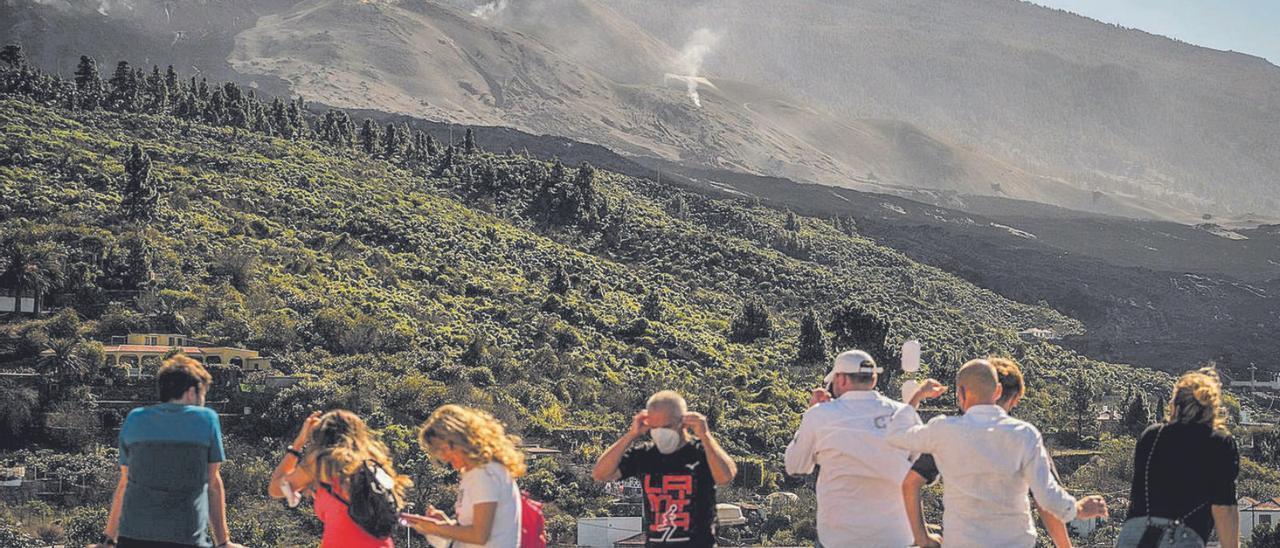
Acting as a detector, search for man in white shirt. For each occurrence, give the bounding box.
[785,349,915,547]
[886,359,1109,548]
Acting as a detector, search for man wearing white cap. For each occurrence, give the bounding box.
[784,349,915,547]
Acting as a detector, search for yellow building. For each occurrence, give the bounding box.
[99,333,272,377]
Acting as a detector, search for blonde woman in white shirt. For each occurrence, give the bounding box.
[886,359,1110,548]
[401,405,524,548]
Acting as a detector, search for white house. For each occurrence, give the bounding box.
[1241,496,1280,539]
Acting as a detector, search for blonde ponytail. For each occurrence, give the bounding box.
[1166,367,1228,433]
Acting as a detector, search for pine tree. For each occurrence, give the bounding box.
[549,266,571,294]
[411,131,428,161]
[1068,377,1096,442]
[203,88,226,125]
[796,308,829,366]
[828,302,889,355]
[463,127,477,154]
[73,56,102,110]
[785,209,800,231]
[571,162,600,224]
[121,144,159,223]
[1123,391,1150,437]
[164,65,178,94]
[382,122,401,158]
[0,45,24,69]
[641,290,663,322]
[359,119,378,155]
[147,65,163,101]
[668,195,689,219]
[424,133,438,157]
[730,297,774,343]
[287,98,307,139]
[270,98,292,139]
[107,61,137,112]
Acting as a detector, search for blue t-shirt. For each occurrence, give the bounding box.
[118,403,225,547]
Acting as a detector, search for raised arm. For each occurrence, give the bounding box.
[685,412,736,486]
[269,411,321,499]
[592,410,647,482]
[885,379,947,454]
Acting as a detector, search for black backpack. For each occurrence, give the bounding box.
[321,460,401,539]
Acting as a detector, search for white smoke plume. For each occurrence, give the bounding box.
[94,0,134,16]
[664,28,719,108]
[471,0,509,20]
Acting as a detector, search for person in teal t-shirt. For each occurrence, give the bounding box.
[95,355,244,548]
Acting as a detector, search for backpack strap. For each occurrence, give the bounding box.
[319,481,349,506]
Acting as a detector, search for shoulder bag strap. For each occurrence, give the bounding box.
[1142,425,1163,525]
[1145,425,1211,526]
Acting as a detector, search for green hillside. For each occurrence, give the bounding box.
[1,54,1274,546]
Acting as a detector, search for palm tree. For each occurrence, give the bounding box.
[1,241,67,317]
[41,338,90,384]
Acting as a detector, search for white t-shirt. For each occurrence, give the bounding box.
[456,462,522,548]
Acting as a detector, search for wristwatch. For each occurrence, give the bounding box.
[286,445,304,459]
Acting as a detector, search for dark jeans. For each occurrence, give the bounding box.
[118,537,199,548]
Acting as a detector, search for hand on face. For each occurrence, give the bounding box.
[809,387,833,407]
[628,409,651,438]
[682,412,710,440]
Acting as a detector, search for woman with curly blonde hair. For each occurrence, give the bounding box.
[401,404,525,548]
[1118,367,1240,548]
[268,410,413,547]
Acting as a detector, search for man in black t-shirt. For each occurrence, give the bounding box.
[592,390,738,546]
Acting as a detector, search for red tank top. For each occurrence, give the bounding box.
[315,485,395,548]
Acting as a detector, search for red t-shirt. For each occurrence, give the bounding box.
[315,485,395,548]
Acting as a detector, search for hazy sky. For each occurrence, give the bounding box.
[1030,0,1280,65]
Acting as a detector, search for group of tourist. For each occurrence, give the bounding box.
[90,348,1241,548]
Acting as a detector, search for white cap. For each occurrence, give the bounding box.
[824,349,883,384]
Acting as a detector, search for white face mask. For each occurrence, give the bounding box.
[650,427,683,454]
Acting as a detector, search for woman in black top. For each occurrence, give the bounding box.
[1125,367,1241,547]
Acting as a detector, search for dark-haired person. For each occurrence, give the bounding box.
[901,357,1073,548]
[1117,367,1240,548]
[97,355,244,548]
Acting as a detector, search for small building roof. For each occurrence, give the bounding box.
[1243,497,1280,511]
